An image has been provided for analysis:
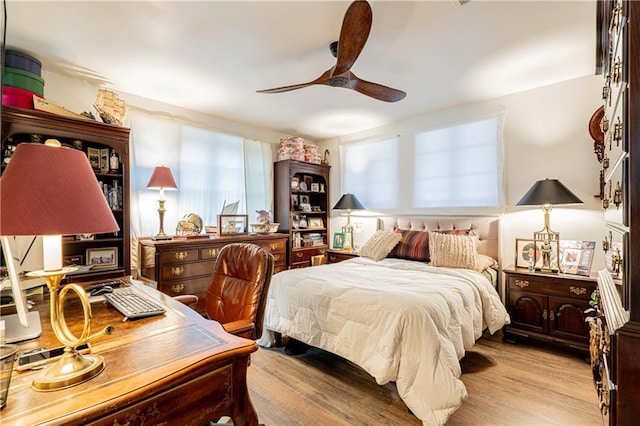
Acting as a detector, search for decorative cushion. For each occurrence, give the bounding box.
[359,230,402,261]
[428,231,479,270]
[389,228,472,262]
[389,229,430,261]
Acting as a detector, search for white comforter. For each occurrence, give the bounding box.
[259,257,510,425]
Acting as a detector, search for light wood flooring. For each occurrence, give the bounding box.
[247,331,602,425]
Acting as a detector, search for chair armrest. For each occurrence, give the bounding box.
[173,294,199,306]
[222,320,255,337]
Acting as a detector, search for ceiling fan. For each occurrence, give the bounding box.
[256,0,406,103]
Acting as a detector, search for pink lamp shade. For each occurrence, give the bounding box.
[0,143,119,236]
[146,166,177,190]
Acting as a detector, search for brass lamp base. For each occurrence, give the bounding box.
[32,351,105,391]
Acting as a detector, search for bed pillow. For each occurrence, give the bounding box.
[388,229,431,261]
[359,230,402,261]
[428,231,479,270]
[477,254,499,271]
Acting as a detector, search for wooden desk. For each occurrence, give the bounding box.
[3,279,259,425]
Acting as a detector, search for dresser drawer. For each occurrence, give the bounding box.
[160,260,215,281]
[506,275,596,300]
[290,247,324,263]
[260,239,287,253]
[158,248,199,264]
[158,275,211,297]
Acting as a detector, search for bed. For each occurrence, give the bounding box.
[258,216,510,426]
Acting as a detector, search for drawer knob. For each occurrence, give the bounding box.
[171,283,184,293]
[209,248,219,257]
[175,251,188,261]
[171,266,184,276]
[569,286,587,296]
[295,252,304,259]
[273,254,281,261]
[270,243,278,250]
[514,279,529,288]
[329,256,337,262]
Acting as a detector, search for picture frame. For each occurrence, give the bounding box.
[86,247,118,269]
[310,182,320,192]
[559,240,596,276]
[303,175,313,189]
[308,217,324,229]
[300,203,312,212]
[333,232,346,250]
[217,214,248,236]
[300,195,310,204]
[100,148,110,173]
[291,176,300,190]
[87,147,101,170]
[63,254,83,266]
[515,238,542,269]
[291,194,299,210]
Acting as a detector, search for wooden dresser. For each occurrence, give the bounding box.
[503,268,597,352]
[138,234,287,314]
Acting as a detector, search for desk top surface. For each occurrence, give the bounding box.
[3,278,257,425]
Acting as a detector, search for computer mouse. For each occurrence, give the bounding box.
[90,286,113,296]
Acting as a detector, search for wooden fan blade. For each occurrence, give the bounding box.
[349,72,406,102]
[333,1,373,76]
[257,70,332,94]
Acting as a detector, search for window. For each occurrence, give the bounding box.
[342,138,398,209]
[341,115,504,210]
[129,112,272,239]
[413,117,501,208]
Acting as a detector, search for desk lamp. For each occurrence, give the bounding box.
[516,178,583,272]
[0,141,118,390]
[332,193,365,252]
[147,166,177,240]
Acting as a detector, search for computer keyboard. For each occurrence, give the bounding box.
[103,290,166,321]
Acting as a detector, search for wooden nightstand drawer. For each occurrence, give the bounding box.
[506,275,595,300]
[326,250,359,264]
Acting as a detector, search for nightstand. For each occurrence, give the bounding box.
[325,249,359,264]
[503,267,597,352]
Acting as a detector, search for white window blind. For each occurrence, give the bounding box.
[413,117,501,208]
[342,138,398,209]
[341,115,503,210]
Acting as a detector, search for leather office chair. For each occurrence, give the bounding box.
[175,242,274,340]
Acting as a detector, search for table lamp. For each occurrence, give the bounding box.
[516,178,583,272]
[332,193,365,252]
[0,141,118,390]
[146,166,178,240]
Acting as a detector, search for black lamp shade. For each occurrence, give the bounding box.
[333,193,365,210]
[516,179,583,206]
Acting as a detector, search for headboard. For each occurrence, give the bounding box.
[376,216,500,260]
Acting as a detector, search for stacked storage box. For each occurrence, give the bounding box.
[277,137,306,161]
[2,49,44,109]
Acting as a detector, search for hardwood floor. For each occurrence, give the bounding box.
[247,331,602,425]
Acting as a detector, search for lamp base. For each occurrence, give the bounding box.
[32,351,105,391]
[152,232,172,241]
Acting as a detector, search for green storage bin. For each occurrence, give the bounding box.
[3,66,44,96]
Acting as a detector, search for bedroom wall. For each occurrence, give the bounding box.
[321,74,607,274]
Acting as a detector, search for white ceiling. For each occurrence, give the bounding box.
[4,1,597,140]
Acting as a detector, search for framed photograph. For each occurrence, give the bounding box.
[87,147,101,170]
[300,195,310,204]
[515,238,542,269]
[100,148,110,173]
[291,176,300,190]
[300,203,312,212]
[310,183,320,192]
[303,175,313,189]
[291,194,299,210]
[86,247,118,269]
[217,214,248,236]
[333,232,346,250]
[63,254,83,266]
[308,217,324,229]
[559,240,596,276]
